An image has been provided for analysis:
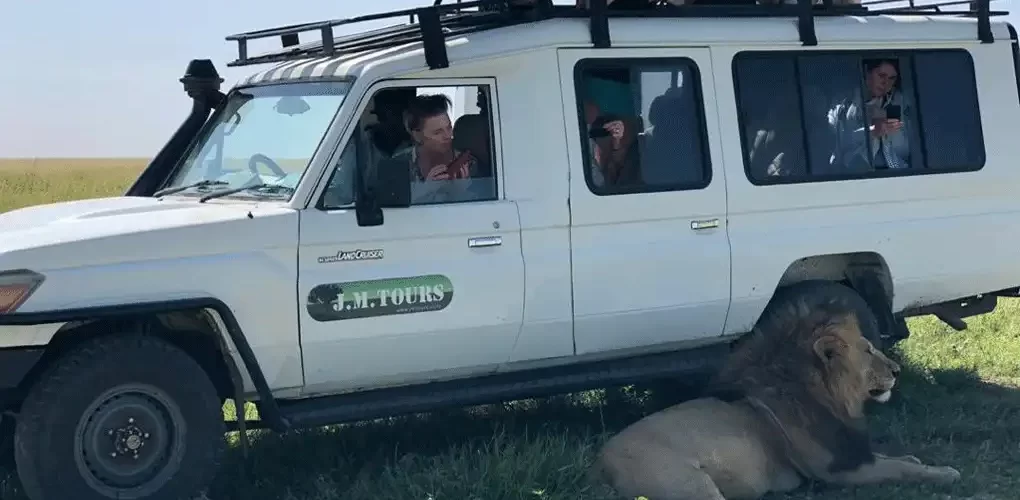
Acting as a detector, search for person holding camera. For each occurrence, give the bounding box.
[862,58,911,170]
[829,58,913,171]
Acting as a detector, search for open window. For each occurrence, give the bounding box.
[318,83,499,212]
[574,57,712,196]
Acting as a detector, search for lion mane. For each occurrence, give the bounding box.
[705,293,880,475]
[589,290,960,500]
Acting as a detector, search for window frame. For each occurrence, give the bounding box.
[311,77,504,211]
[1008,23,1020,106]
[572,56,714,196]
[159,79,353,202]
[731,48,986,187]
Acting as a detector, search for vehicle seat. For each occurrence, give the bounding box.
[453,113,493,178]
[642,87,705,185]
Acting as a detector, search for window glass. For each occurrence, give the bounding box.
[912,51,985,170]
[733,49,985,184]
[319,84,498,209]
[576,58,711,195]
[165,81,350,201]
[798,54,865,176]
[733,55,807,178]
[320,138,357,208]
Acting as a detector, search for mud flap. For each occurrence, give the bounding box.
[203,312,251,458]
[228,368,250,458]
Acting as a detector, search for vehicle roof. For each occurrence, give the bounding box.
[235,14,1013,88]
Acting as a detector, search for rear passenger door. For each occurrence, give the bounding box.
[557,48,731,356]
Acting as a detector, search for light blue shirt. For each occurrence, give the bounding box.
[828,89,913,172]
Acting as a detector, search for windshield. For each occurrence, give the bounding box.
[160,80,353,201]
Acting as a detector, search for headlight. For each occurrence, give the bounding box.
[0,270,45,314]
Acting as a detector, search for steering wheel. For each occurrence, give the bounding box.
[248,153,287,177]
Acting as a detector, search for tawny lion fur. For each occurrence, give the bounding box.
[589,294,961,499]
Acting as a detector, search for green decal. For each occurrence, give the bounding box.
[306,274,453,321]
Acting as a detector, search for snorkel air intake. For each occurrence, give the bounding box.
[125,59,226,197]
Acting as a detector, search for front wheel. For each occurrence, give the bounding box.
[13,333,225,500]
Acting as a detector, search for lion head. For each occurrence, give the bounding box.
[810,310,901,408]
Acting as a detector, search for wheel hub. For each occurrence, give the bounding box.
[110,420,151,458]
[73,384,186,498]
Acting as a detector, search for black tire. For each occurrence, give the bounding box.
[761,279,884,350]
[0,413,13,470]
[13,333,225,500]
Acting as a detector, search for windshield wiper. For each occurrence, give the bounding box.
[154,179,229,197]
[198,183,296,203]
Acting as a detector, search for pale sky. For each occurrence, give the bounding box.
[0,0,1016,158]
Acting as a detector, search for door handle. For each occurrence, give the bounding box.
[690,218,719,231]
[468,236,502,248]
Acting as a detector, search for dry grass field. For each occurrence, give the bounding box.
[1,158,1020,499]
[0,158,146,213]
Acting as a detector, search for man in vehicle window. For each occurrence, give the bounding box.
[363,88,416,168]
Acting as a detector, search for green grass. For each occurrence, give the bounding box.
[2,159,1020,499]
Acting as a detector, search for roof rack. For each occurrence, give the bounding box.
[224,0,1006,71]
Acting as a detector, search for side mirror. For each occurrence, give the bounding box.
[354,156,411,227]
[355,190,383,227]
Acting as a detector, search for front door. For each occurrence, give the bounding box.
[297,79,525,393]
[558,48,732,355]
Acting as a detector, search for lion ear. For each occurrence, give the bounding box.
[813,335,845,362]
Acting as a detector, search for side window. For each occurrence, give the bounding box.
[319,84,498,209]
[733,49,985,185]
[575,58,711,195]
[732,55,807,179]
[912,51,985,170]
[320,138,358,208]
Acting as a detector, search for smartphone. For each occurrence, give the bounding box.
[446,150,474,179]
[885,104,901,121]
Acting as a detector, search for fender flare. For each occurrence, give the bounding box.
[0,297,290,433]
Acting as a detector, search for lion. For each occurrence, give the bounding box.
[588,291,961,500]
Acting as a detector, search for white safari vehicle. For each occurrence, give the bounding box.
[1,0,1017,498]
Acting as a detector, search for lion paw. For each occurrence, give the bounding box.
[876,453,922,464]
[927,465,961,484]
[899,455,922,465]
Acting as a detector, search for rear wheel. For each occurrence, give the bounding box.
[13,333,225,500]
[0,413,13,470]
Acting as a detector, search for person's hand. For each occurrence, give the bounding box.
[601,119,627,151]
[603,120,624,139]
[450,161,470,180]
[871,118,902,138]
[426,164,450,180]
[426,162,469,181]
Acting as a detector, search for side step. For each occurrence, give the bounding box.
[263,342,731,431]
[901,293,998,332]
